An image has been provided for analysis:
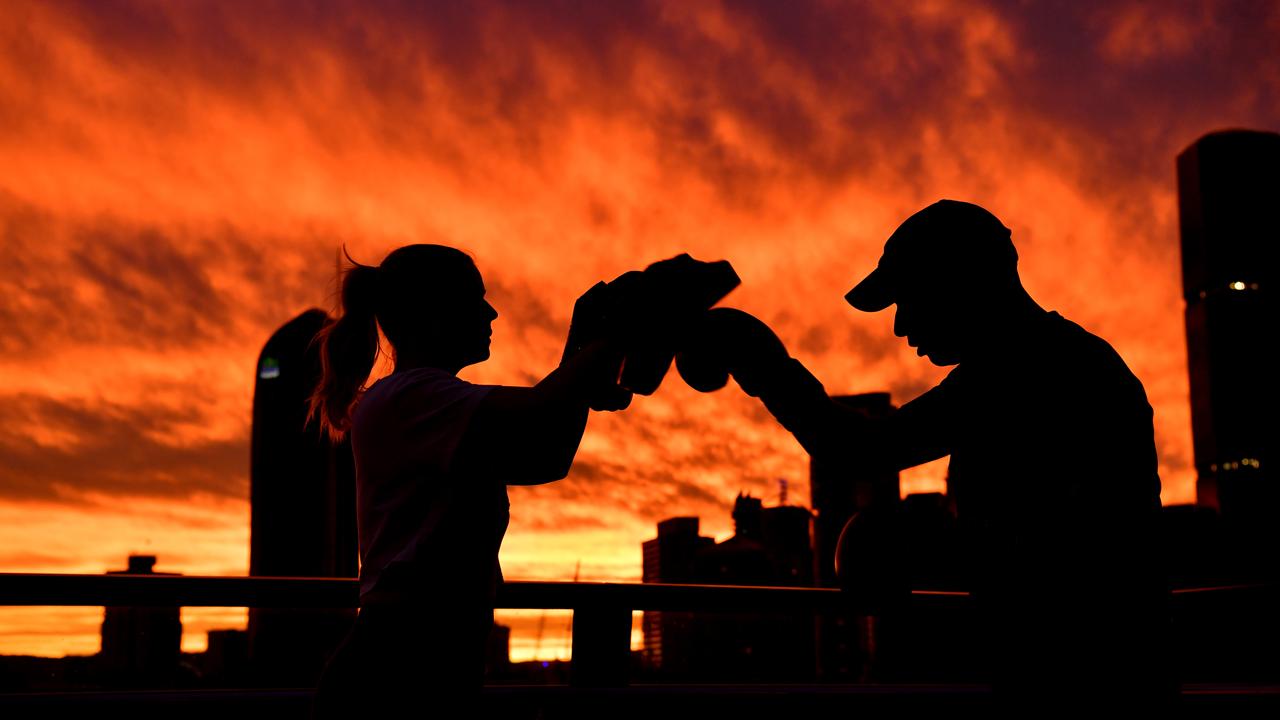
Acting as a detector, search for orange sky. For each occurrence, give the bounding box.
[1,0,1278,660]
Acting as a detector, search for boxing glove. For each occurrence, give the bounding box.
[564,255,740,398]
[676,308,797,397]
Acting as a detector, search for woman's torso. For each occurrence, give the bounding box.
[350,367,509,610]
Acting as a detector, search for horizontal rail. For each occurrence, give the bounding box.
[0,573,357,608]
[0,572,1270,610]
[1,573,1275,690]
[501,581,858,612]
[0,573,964,611]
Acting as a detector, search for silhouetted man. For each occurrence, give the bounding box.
[679,200,1175,707]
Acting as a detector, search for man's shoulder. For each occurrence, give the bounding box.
[947,311,1145,396]
[1039,311,1150,401]
[1042,312,1130,367]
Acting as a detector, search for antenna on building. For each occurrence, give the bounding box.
[533,610,546,660]
[779,478,788,506]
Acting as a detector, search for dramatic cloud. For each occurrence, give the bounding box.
[2,0,1278,657]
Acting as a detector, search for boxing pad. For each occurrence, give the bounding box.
[621,255,740,394]
[603,270,672,395]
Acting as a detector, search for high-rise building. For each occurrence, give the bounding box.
[100,555,182,682]
[641,495,817,682]
[640,517,713,675]
[247,309,358,685]
[1177,129,1278,526]
[809,393,901,588]
[762,503,815,587]
[691,493,816,682]
[201,629,249,684]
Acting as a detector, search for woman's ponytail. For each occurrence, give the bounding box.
[309,261,382,442]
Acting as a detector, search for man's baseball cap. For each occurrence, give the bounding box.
[845,200,1016,312]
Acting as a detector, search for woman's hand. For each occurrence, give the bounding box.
[562,338,632,412]
[561,282,614,364]
[561,282,632,411]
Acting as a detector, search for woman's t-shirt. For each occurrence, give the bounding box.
[350,367,510,609]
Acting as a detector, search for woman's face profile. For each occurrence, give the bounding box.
[464,270,499,365]
[421,259,498,368]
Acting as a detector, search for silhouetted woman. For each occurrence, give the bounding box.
[309,245,623,718]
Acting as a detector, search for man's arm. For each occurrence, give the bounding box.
[756,358,952,474]
[679,308,952,473]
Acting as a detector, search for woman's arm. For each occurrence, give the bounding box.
[450,339,623,485]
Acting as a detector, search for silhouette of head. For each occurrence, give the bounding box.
[309,244,498,440]
[846,200,1019,366]
[374,244,498,370]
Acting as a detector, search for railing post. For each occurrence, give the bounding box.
[570,603,632,687]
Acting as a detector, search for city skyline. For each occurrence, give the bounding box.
[3,1,1280,661]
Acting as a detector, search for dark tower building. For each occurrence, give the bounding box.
[248,309,358,685]
[808,393,901,680]
[641,495,817,682]
[1177,130,1278,530]
[641,517,713,675]
[809,393,901,587]
[697,495,770,586]
[695,493,817,682]
[201,629,249,684]
[761,502,815,587]
[100,555,182,683]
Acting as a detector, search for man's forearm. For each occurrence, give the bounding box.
[753,357,848,459]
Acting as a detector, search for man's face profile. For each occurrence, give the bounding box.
[891,280,967,366]
[852,200,1019,368]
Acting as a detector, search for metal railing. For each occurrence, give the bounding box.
[0,572,1274,689]
[0,572,974,687]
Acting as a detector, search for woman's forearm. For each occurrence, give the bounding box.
[453,340,618,484]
